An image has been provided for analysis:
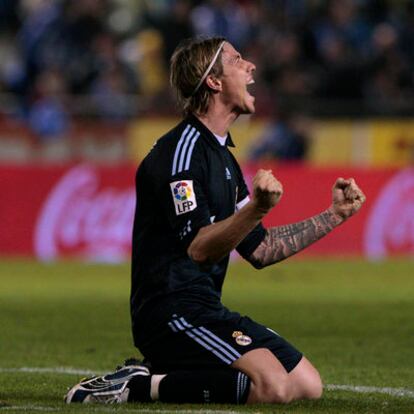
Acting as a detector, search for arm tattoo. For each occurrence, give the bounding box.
[249,209,343,269]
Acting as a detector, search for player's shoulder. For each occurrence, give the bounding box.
[140,117,208,179]
[162,117,210,150]
[156,117,209,163]
[149,118,207,155]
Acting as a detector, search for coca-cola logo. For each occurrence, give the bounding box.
[364,168,414,259]
[34,165,135,261]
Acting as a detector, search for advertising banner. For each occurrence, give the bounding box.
[1,163,413,261]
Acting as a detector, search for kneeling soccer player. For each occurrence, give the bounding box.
[65,36,366,405]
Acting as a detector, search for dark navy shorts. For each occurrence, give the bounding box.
[134,305,303,374]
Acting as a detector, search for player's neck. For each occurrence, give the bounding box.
[195,105,239,137]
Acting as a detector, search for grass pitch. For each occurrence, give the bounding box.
[0,258,413,413]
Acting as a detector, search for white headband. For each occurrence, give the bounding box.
[192,41,225,96]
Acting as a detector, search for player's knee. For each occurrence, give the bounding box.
[252,370,323,403]
[300,370,323,400]
[307,374,323,399]
[253,378,293,404]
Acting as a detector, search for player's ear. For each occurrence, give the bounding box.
[205,75,222,92]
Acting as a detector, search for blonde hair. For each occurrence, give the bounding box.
[170,36,226,117]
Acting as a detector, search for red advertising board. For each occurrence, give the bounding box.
[1,163,413,260]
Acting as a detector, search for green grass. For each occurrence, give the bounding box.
[0,258,413,413]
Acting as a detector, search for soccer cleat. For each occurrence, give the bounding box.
[65,364,150,404]
[116,357,152,372]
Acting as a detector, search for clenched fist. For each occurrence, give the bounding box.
[252,169,283,214]
[331,177,366,220]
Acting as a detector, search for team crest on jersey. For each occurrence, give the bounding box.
[235,335,252,346]
[170,180,197,215]
[232,331,252,346]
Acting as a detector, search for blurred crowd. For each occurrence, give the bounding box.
[0,0,414,152]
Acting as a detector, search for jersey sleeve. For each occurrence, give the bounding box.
[163,146,211,249]
[234,167,266,259]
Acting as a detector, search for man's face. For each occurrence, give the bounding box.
[218,42,256,115]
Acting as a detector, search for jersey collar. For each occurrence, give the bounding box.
[187,114,235,148]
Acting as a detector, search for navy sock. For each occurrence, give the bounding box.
[158,369,250,404]
[127,375,152,402]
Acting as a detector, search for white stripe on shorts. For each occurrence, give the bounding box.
[170,318,234,364]
[168,317,241,365]
[180,318,241,361]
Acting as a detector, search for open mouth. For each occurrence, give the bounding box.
[246,79,255,98]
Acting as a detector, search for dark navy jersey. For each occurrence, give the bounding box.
[130,115,266,327]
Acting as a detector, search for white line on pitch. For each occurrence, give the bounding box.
[0,406,244,414]
[0,366,103,376]
[1,366,413,399]
[0,407,56,412]
[326,384,414,398]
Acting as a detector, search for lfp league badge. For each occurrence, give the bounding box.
[170,180,197,215]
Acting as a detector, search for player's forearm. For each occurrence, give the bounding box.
[187,202,265,265]
[248,207,344,269]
